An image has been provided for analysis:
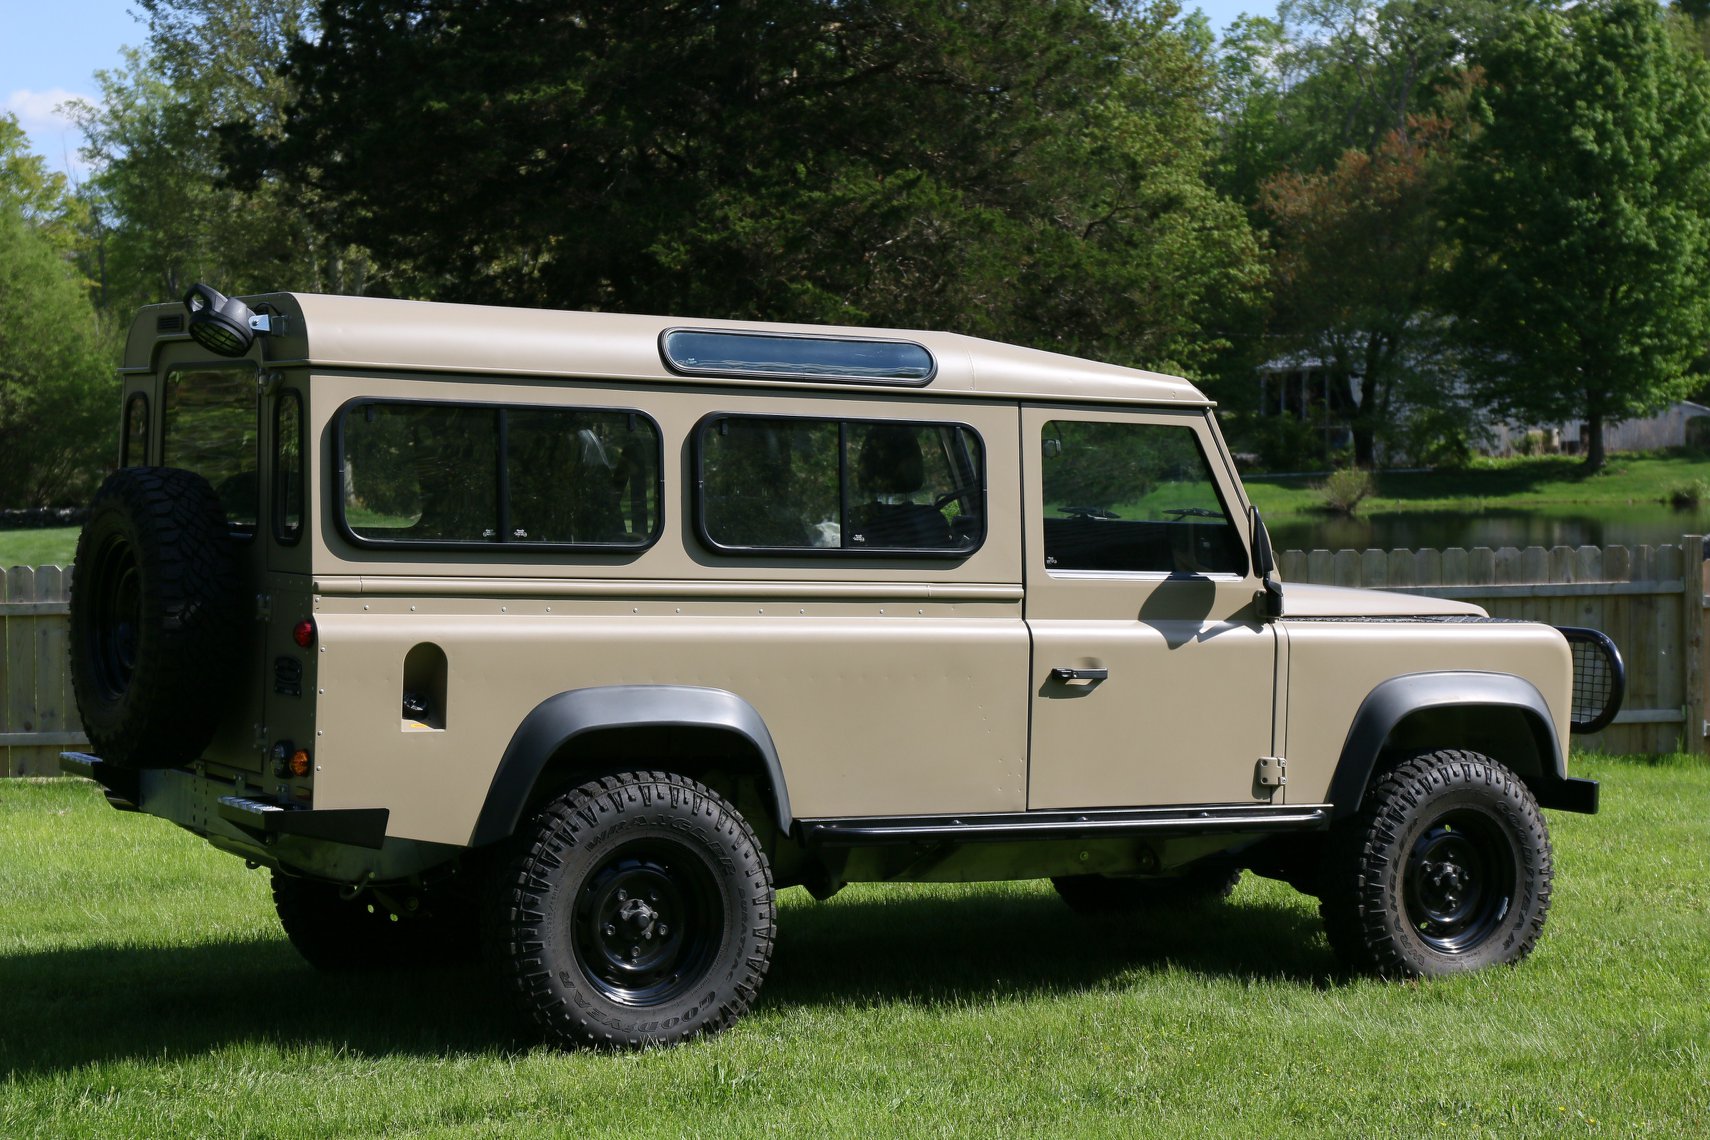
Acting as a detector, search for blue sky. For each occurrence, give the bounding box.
[2,0,1262,182]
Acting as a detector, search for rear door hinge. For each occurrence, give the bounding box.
[255,592,272,621]
[1256,756,1287,787]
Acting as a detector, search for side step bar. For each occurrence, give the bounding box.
[800,803,1329,847]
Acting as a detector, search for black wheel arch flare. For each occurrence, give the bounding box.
[470,685,793,847]
[1330,671,1599,818]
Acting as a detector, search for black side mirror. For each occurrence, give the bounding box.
[1251,507,1283,619]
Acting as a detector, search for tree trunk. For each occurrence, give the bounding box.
[1583,410,1606,472]
[1352,422,1377,468]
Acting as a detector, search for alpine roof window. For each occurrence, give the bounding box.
[663,330,935,385]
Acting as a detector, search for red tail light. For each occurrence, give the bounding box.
[292,618,315,648]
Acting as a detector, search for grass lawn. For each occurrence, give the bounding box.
[1,755,1705,1137]
[1243,451,1710,519]
[0,526,79,570]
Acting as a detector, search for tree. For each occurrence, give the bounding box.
[0,168,115,505]
[70,0,367,313]
[243,0,1262,378]
[1449,0,1710,471]
[1259,119,1465,466]
[0,113,89,257]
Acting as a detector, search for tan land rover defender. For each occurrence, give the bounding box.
[62,285,1623,1048]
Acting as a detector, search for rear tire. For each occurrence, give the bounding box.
[486,771,776,1048]
[1319,749,1552,978]
[69,467,241,768]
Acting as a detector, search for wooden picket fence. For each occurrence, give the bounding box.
[1278,539,1704,756]
[2,566,81,776]
[3,540,1707,773]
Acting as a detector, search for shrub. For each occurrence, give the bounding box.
[1666,477,1710,508]
[1318,466,1374,515]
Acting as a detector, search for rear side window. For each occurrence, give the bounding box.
[164,367,258,536]
[121,392,149,466]
[274,391,304,544]
[1040,419,1245,574]
[337,400,661,550]
[696,415,983,554]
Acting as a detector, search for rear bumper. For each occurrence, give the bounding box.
[60,751,446,881]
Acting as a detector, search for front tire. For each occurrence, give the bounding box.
[1319,750,1552,977]
[487,771,776,1048]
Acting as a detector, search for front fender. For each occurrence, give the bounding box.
[1329,671,1595,817]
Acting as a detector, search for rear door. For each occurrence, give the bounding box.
[1022,405,1279,809]
[157,352,267,774]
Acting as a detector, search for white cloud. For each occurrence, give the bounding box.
[4,88,97,181]
[5,87,90,134]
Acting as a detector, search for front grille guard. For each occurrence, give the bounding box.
[1556,627,1625,735]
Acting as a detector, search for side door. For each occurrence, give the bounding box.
[1022,406,1279,809]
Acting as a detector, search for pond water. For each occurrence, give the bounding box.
[1266,502,1710,553]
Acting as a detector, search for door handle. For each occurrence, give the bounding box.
[1051,666,1109,682]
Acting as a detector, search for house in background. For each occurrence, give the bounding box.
[1257,356,1710,463]
[1484,401,1710,457]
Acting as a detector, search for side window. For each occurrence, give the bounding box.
[1040,420,1245,574]
[164,367,259,536]
[697,415,983,554]
[274,391,304,544]
[121,392,149,466]
[338,400,661,549]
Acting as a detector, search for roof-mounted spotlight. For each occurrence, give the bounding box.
[184,283,266,357]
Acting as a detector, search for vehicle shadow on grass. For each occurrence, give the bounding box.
[1,888,1335,1073]
[761,885,1338,1013]
[0,937,524,1076]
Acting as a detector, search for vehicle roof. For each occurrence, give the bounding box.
[124,291,1211,407]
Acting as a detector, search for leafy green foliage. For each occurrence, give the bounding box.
[1316,465,1374,514]
[70,0,368,313]
[1259,120,1464,466]
[1449,0,1710,471]
[246,0,1262,378]
[0,122,117,506]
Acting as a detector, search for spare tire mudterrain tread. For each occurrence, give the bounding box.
[69,467,242,768]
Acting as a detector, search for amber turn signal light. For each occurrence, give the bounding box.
[288,749,312,778]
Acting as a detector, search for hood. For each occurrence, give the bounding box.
[1280,581,1487,619]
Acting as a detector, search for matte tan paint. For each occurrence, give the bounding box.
[1019,405,1279,809]
[119,291,1585,849]
[1281,621,1575,803]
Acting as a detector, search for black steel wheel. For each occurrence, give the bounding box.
[69,467,241,768]
[1320,749,1552,977]
[572,838,722,1006]
[487,771,775,1049]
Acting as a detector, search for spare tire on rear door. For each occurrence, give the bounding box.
[69,467,243,768]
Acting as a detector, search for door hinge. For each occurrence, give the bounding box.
[255,592,272,621]
[1256,756,1287,787]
